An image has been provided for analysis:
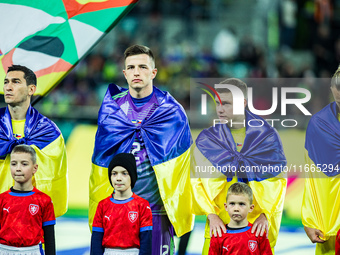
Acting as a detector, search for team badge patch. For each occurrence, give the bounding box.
[29,204,39,215]
[128,211,138,223]
[248,240,258,252]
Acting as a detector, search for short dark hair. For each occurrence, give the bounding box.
[7,65,37,86]
[331,65,340,90]
[124,45,155,67]
[226,182,253,204]
[216,78,248,99]
[11,144,37,164]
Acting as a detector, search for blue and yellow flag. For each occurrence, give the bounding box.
[305,102,340,176]
[191,111,287,249]
[0,0,138,96]
[302,101,340,240]
[90,84,194,237]
[195,111,286,181]
[0,106,67,217]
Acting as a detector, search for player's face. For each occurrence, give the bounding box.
[331,86,340,111]
[216,92,234,121]
[4,71,35,107]
[224,194,254,226]
[215,92,247,127]
[10,152,38,184]
[123,54,157,97]
[111,166,132,192]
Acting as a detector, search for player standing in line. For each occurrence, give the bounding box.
[0,145,56,255]
[191,78,287,254]
[302,65,340,254]
[209,182,272,255]
[0,65,68,217]
[91,153,152,255]
[90,45,193,255]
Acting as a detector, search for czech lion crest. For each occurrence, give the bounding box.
[128,211,138,223]
[29,204,39,215]
[248,240,258,252]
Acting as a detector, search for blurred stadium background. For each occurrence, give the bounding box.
[1,0,339,253]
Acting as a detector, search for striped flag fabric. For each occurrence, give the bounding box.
[0,0,138,96]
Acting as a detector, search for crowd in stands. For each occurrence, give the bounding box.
[36,0,340,123]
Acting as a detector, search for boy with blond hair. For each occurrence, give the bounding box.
[209,182,272,255]
[0,145,56,255]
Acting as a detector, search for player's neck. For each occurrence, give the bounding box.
[228,218,248,228]
[113,189,133,200]
[129,86,153,99]
[8,102,29,120]
[13,181,34,192]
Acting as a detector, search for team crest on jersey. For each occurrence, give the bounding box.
[128,211,138,223]
[29,204,39,215]
[248,240,258,252]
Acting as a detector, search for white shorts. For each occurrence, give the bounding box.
[0,243,42,255]
[104,248,139,255]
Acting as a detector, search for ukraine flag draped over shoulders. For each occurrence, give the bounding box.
[302,101,340,239]
[90,84,194,236]
[0,106,67,217]
[191,111,287,249]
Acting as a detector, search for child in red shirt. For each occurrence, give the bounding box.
[209,182,272,255]
[91,153,152,255]
[0,145,56,255]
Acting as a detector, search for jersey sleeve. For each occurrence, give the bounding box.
[336,229,340,255]
[42,196,56,227]
[92,201,104,233]
[139,200,152,232]
[259,235,273,255]
[208,236,221,255]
